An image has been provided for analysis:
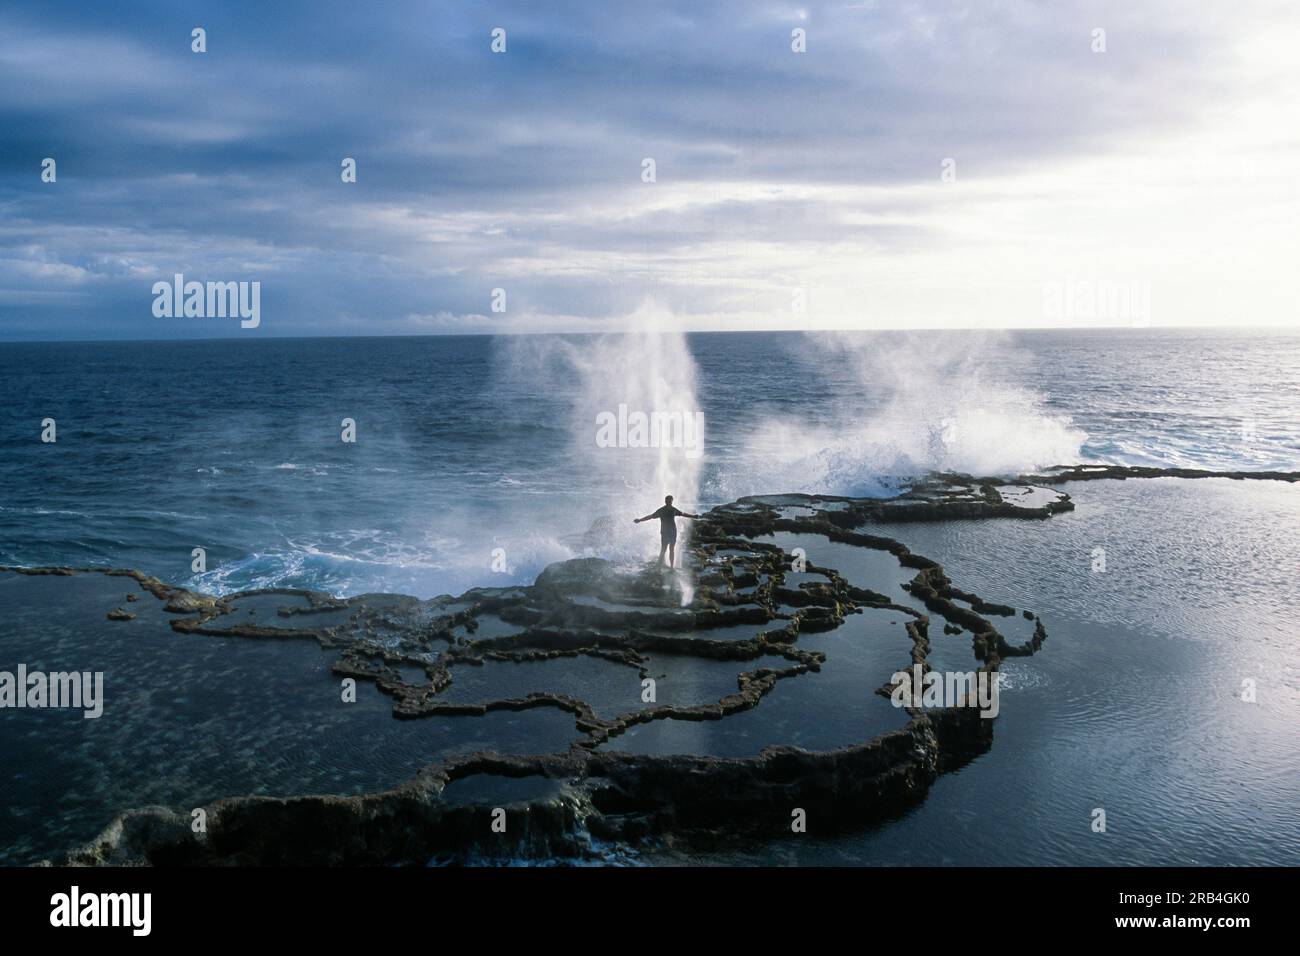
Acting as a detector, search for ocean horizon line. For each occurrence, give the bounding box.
[1,322,1295,347]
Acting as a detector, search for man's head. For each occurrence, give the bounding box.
[664,495,673,505]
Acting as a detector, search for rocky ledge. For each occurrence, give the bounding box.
[14,467,1277,865]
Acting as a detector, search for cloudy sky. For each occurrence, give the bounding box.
[1,0,1297,339]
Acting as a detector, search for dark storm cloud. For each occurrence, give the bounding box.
[0,0,1241,338]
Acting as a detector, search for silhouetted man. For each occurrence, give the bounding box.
[634,495,699,568]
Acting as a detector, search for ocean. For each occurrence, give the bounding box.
[2,328,1297,599]
[1,327,1298,865]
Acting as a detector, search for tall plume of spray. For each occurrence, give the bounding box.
[503,301,705,601]
[722,330,1087,499]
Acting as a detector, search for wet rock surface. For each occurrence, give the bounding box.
[1022,463,1300,484]
[9,467,1287,866]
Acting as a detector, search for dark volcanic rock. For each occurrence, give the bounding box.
[1019,464,1300,484]
[6,470,1081,866]
[533,557,625,599]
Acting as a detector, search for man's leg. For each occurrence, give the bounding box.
[658,541,668,566]
[667,541,676,568]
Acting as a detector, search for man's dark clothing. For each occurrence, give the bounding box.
[650,505,684,543]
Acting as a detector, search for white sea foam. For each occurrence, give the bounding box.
[717,331,1088,498]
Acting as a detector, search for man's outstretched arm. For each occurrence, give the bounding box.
[633,513,656,523]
